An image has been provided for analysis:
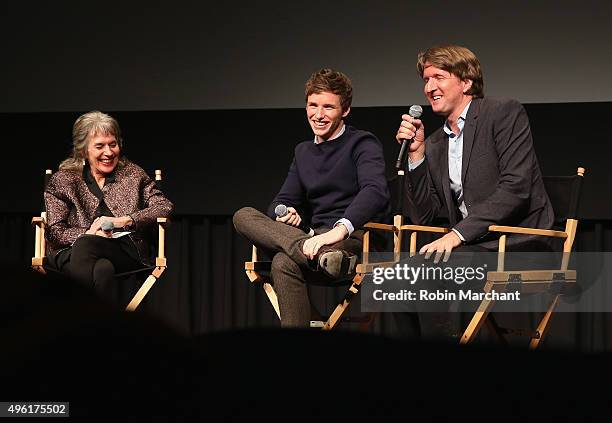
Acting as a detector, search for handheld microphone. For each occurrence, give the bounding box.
[274,204,314,236]
[101,220,114,234]
[395,104,423,170]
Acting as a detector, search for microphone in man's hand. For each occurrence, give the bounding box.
[101,220,114,235]
[274,204,314,236]
[395,104,424,170]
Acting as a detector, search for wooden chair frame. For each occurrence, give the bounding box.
[399,167,585,349]
[32,169,169,311]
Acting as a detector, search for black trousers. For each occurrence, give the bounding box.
[394,240,559,341]
[57,235,143,302]
[393,244,493,340]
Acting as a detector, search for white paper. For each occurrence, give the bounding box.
[111,231,132,239]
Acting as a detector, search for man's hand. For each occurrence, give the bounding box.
[302,225,348,260]
[276,206,302,227]
[396,113,426,163]
[419,231,462,263]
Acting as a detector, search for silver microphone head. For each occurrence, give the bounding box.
[101,220,114,232]
[409,104,423,119]
[274,204,288,217]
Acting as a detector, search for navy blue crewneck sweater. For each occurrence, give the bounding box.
[267,125,389,230]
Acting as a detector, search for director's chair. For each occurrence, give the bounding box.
[244,177,406,330]
[31,169,169,311]
[398,167,585,348]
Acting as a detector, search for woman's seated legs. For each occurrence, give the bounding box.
[61,235,142,300]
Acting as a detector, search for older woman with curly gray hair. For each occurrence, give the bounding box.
[45,111,173,301]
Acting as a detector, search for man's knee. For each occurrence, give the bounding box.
[233,207,260,232]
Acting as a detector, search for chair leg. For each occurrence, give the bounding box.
[126,267,165,311]
[529,295,559,350]
[263,282,281,320]
[460,282,496,344]
[323,274,363,330]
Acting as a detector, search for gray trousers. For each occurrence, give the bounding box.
[233,207,363,327]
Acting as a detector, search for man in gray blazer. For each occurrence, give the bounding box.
[392,45,554,339]
[397,45,553,258]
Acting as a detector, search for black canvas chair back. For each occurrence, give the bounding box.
[543,172,584,227]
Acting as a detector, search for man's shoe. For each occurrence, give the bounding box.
[317,248,358,279]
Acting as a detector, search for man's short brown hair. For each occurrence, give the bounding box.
[305,68,353,111]
[417,45,484,98]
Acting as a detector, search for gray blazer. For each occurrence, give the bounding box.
[404,97,554,250]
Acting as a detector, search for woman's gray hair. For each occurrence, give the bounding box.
[59,111,128,172]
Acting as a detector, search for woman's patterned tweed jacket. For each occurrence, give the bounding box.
[44,161,173,264]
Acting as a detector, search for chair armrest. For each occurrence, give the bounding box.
[245,260,272,283]
[399,224,450,234]
[155,217,169,260]
[488,225,567,238]
[32,216,45,226]
[32,257,46,267]
[363,222,397,232]
[32,214,48,259]
[245,261,272,271]
[357,261,399,274]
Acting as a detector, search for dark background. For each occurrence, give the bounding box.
[2,102,610,217]
[1,1,612,351]
[3,104,612,351]
[2,1,611,111]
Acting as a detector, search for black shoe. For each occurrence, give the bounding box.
[317,248,357,279]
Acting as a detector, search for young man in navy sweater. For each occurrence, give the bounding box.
[233,68,389,327]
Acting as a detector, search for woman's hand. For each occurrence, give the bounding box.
[93,215,133,228]
[105,215,133,228]
[86,218,110,237]
[86,229,112,237]
[86,216,133,237]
